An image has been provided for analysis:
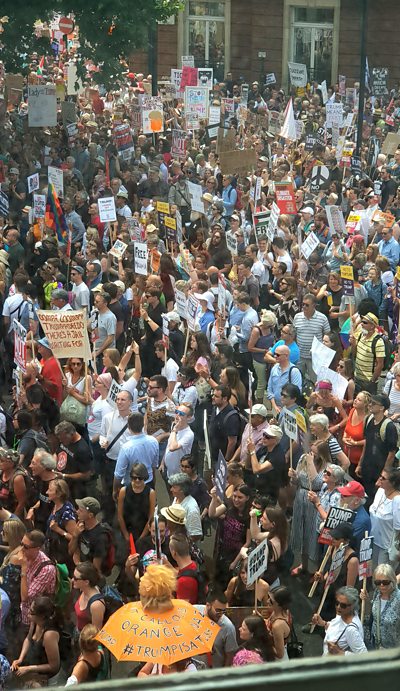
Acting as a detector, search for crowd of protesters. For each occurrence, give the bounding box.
[0,52,400,685]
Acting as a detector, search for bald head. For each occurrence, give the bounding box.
[275,344,290,365]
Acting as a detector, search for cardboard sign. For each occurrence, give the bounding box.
[372,209,395,228]
[327,545,346,585]
[37,310,90,360]
[198,68,213,89]
[113,123,134,161]
[310,165,330,192]
[174,289,187,319]
[187,181,205,214]
[134,242,148,276]
[61,101,76,125]
[219,148,257,175]
[109,239,128,260]
[142,96,164,134]
[5,74,24,106]
[185,86,209,124]
[300,231,320,259]
[27,173,40,194]
[382,132,400,156]
[318,506,355,545]
[28,85,57,127]
[311,336,335,375]
[372,67,389,96]
[247,540,268,586]
[274,181,297,214]
[265,73,276,85]
[181,55,195,67]
[13,319,27,372]
[326,205,347,236]
[284,410,298,442]
[288,62,308,87]
[181,66,198,89]
[98,197,117,223]
[215,450,228,501]
[340,264,355,296]
[226,232,238,256]
[186,294,200,331]
[326,103,343,129]
[359,535,374,579]
[171,129,187,159]
[33,193,46,219]
[48,166,63,198]
[106,379,122,409]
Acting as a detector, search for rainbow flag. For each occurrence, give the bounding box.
[46,183,68,244]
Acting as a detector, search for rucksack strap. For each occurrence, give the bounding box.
[179,568,200,582]
[87,594,106,611]
[106,424,128,454]
[33,559,56,579]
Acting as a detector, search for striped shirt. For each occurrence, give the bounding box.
[293,310,330,359]
[354,331,385,380]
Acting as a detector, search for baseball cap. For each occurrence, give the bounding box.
[301,206,314,215]
[371,393,390,410]
[71,265,84,275]
[262,424,283,440]
[9,167,19,175]
[245,404,268,417]
[76,497,101,515]
[114,280,126,292]
[165,311,181,324]
[337,481,366,498]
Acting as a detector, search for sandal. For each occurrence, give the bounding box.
[290,565,308,576]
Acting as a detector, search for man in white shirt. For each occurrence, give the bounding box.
[71,266,90,313]
[50,288,73,311]
[163,404,194,479]
[116,188,132,219]
[100,390,133,521]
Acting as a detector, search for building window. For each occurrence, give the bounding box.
[291,7,334,84]
[186,1,226,80]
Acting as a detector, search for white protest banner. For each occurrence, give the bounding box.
[254,177,262,203]
[109,239,128,260]
[27,173,39,194]
[198,68,213,89]
[326,103,343,129]
[300,231,319,259]
[267,202,280,240]
[106,379,122,409]
[311,336,335,375]
[315,365,349,401]
[37,310,89,359]
[33,193,46,219]
[326,205,347,236]
[331,124,340,148]
[28,85,57,127]
[171,129,187,159]
[226,232,238,256]
[319,80,328,104]
[288,62,308,87]
[215,451,228,501]
[142,96,164,134]
[174,289,187,319]
[185,86,209,126]
[247,540,268,586]
[187,181,205,213]
[134,242,148,276]
[98,197,117,223]
[218,275,226,314]
[318,506,355,545]
[182,55,195,67]
[209,105,221,125]
[336,135,346,162]
[283,410,298,442]
[203,409,212,471]
[186,294,200,331]
[359,535,374,579]
[265,73,276,85]
[170,69,183,95]
[48,166,63,198]
[13,319,27,372]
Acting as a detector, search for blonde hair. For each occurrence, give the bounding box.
[1,518,27,567]
[79,624,99,653]
[139,564,176,612]
[103,348,120,366]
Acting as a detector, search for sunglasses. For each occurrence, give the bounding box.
[361,320,370,325]
[175,409,186,417]
[335,601,351,609]
[131,475,143,481]
[324,470,332,476]
[263,434,274,439]
[374,580,391,586]
[71,362,82,367]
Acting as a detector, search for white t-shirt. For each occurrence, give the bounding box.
[121,376,139,412]
[164,427,194,478]
[87,397,114,440]
[174,496,202,537]
[2,293,26,332]
[72,282,90,312]
[370,487,400,549]
[162,358,179,383]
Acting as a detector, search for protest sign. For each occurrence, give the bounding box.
[106,379,122,409]
[187,181,205,213]
[66,122,78,145]
[134,242,148,276]
[331,124,340,148]
[253,211,271,245]
[203,409,212,471]
[113,124,134,160]
[27,173,40,194]
[372,67,389,96]
[48,166,63,198]
[226,232,238,256]
[156,201,170,215]
[326,545,346,586]
[338,74,346,96]
[181,55,195,67]
[326,103,343,129]
[288,62,308,87]
[186,295,200,331]
[218,275,226,315]
[176,210,183,245]
[274,182,297,214]
[359,535,374,579]
[33,194,46,219]
[185,86,209,124]
[219,149,257,175]
[340,147,354,169]
[174,289,187,319]
[5,74,24,106]
[315,366,349,401]
[181,66,198,89]
[98,197,117,223]
[142,96,164,134]
[109,239,128,261]
[209,105,221,125]
[318,506,355,545]
[295,410,307,434]
[382,132,400,156]
[170,69,183,95]
[28,85,57,127]
[130,105,142,132]
[305,134,318,152]
[374,181,383,197]
[351,155,362,177]
[267,202,280,240]
[37,310,89,359]
[372,209,395,228]
[320,80,328,104]
[254,177,262,203]
[127,218,142,242]
[340,264,355,296]
[13,319,27,372]
[215,451,228,501]
[171,129,187,159]
[346,211,362,235]
[0,191,8,219]
[61,100,76,125]
[284,410,298,442]
[300,231,319,259]
[216,127,236,153]
[326,205,347,236]
[265,73,276,85]
[310,165,330,193]
[311,336,335,375]
[247,540,268,586]
[198,68,213,89]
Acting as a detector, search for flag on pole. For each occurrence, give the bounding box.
[279,98,297,141]
[36,56,45,77]
[365,57,371,93]
[46,183,68,244]
[105,151,110,187]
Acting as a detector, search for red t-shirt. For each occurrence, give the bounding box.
[41,356,63,406]
[176,561,199,604]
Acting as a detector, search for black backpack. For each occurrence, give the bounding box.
[87,585,124,623]
[178,567,208,604]
[224,407,247,440]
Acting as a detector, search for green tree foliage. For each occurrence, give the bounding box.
[0,0,182,84]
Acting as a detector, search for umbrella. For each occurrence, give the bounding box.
[96,599,220,665]
[340,317,352,349]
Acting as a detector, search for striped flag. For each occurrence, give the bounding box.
[46,183,68,244]
[37,56,45,77]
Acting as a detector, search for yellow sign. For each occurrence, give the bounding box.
[165,216,176,230]
[340,265,354,281]
[295,410,307,434]
[156,201,170,214]
[396,266,400,281]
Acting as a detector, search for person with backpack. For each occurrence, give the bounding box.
[73,562,106,632]
[17,530,57,628]
[355,394,398,507]
[69,498,113,578]
[169,534,203,604]
[267,345,302,418]
[0,449,34,519]
[350,312,386,395]
[13,410,49,469]
[66,624,110,685]
[221,174,237,218]
[208,385,242,464]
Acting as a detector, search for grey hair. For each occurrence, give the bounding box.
[310,413,330,430]
[55,420,76,436]
[336,586,360,611]
[391,363,400,377]
[327,464,346,485]
[168,473,192,496]
[373,564,397,589]
[33,448,56,470]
